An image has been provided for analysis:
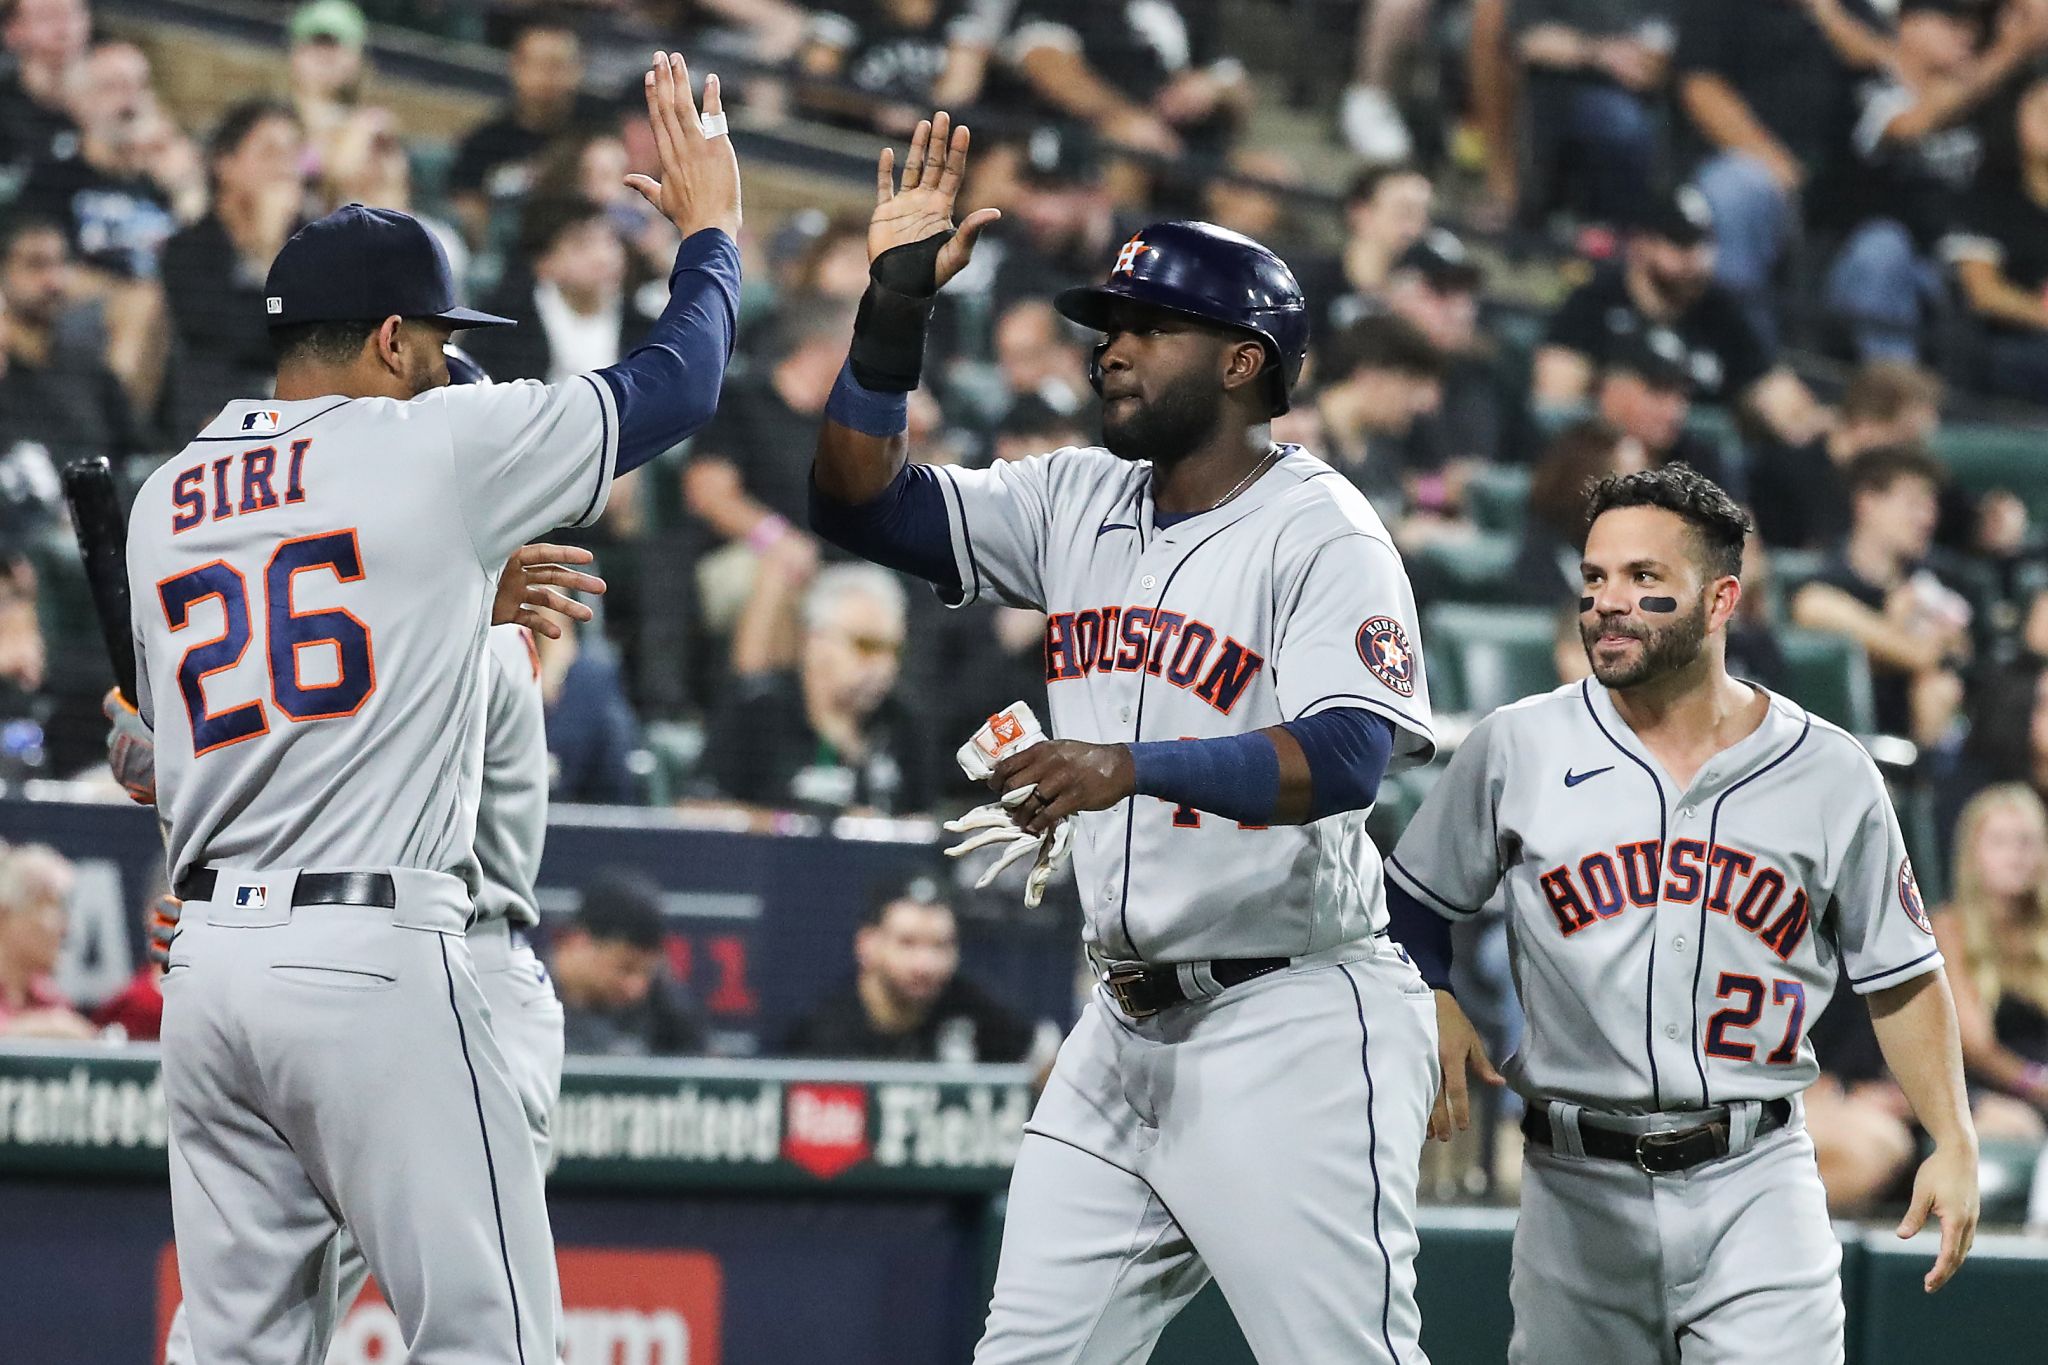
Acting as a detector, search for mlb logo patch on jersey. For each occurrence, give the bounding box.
[240,409,282,434]
[1898,858,1930,933]
[1356,616,1417,698]
[234,883,269,910]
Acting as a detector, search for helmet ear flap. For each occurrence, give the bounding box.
[1087,339,1108,396]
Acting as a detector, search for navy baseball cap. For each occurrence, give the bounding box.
[263,203,515,331]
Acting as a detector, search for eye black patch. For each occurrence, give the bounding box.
[1578,597,1594,613]
[1638,596,1679,613]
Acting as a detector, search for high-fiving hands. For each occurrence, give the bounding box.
[624,51,742,241]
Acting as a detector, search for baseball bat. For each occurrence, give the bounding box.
[61,456,138,707]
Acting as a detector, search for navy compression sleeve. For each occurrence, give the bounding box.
[1386,879,1455,991]
[808,462,961,591]
[1127,710,1397,827]
[592,228,740,474]
[1280,708,1396,820]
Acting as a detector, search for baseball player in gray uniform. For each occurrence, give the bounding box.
[1385,464,1979,1363]
[810,112,1441,1362]
[139,621,567,1364]
[126,53,738,1364]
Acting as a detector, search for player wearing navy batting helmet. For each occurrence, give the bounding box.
[809,110,1441,1363]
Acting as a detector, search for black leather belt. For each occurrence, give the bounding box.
[1521,1098,1792,1174]
[1101,957,1290,1018]
[177,868,397,910]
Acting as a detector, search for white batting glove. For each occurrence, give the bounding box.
[947,701,1071,908]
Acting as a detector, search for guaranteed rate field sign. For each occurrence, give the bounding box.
[0,1045,1034,1195]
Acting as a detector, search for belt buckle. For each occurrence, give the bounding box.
[1634,1126,1705,1175]
[1101,960,1159,1019]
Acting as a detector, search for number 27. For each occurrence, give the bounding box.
[1703,972,1806,1065]
[157,529,376,754]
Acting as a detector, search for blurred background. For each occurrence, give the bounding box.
[5,0,2048,1359]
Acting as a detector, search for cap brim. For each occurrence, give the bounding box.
[1054,284,1229,334]
[433,306,518,330]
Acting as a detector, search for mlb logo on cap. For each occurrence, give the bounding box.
[235,884,268,910]
[241,410,281,434]
[265,297,283,315]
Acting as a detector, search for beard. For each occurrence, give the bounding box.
[1101,364,1225,464]
[1581,594,1710,689]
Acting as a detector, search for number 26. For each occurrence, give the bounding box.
[1703,972,1806,1065]
[157,529,376,754]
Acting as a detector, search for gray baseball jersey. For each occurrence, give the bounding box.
[938,443,1443,1365]
[934,443,1436,962]
[474,624,548,927]
[128,383,616,888]
[1387,680,1940,1112]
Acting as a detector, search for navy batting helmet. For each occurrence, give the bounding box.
[1054,221,1310,416]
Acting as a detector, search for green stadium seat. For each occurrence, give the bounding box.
[1422,603,1560,715]
[1935,423,2048,523]
[1775,628,1876,734]
[1466,465,1530,533]
[1407,531,1523,606]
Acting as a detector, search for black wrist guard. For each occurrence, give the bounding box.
[849,230,953,392]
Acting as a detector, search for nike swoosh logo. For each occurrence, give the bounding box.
[1097,522,1137,537]
[1564,766,1614,788]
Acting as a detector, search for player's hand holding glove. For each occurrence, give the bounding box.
[945,703,1072,908]
[103,687,154,804]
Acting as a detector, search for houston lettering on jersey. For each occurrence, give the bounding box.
[1042,605,1265,714]
[1538,837,1811,960]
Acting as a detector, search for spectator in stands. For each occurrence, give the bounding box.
[1674,0,1879,343]
[1383,226,1504,468]
[782,872,1036,1063]
[0,540,46,780]
[21,38,197,281]
[1510,0,1673,231]
[1791,445,1970,745]
[449,12,602,250]
[549,871,707,1057]
[1750,360,1943,551]
[682,297,848,635]
[92,891,175,1043]
[1940,660,2048,852]
[798,0,1000,136]
[951,295,1088,456]
[1297,162,1434,341]
[1824,0,2042,364]
[1592,327,1743,496]
[707,562,933,816]
[160,100,306,438]
[1946,72,2048,399]
[990,392,1087,466]
[285,0,368,181]
[1512,417,1650,605]
[1201,149,1308,260]
[781,207,873,303]
[0,215,138,464]
[1533,183,1825,448]
[466,196,655,384]
[536,620,641,804]
[1001,0,1250,163]
[1339,0,1429,161]
[0,0,88,189]
[317,105,467,284]
[529,129,677,294]
[1935,784,2048,1125]
[0,842,91,1039]
[1309,312,1448,519]
[943,125,1118,343]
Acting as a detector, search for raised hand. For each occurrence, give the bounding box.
[494,543,607,640]
[870,110,1000,294]
[624,51,742,240]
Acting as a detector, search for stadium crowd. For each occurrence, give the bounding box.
[2,0,2048,1221]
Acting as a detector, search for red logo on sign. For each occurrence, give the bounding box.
[782,1082,871,1180]
[159,1244,723,1364]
